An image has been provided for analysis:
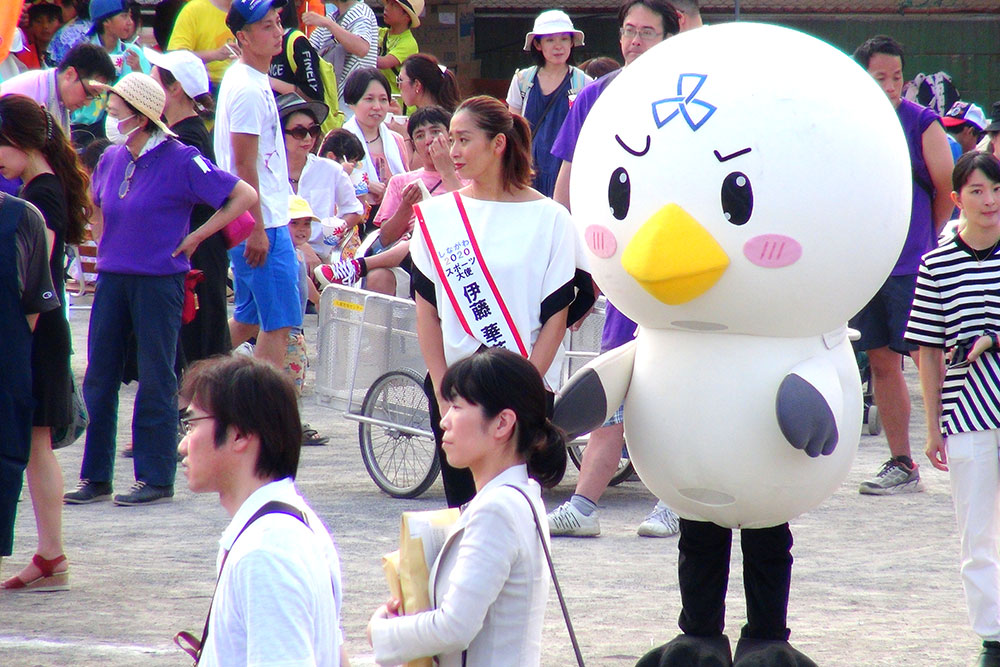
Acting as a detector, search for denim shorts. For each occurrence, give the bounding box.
[230,227,303,332]
[849,273,918,355]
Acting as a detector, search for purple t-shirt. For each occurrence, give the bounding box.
[550,70,637,350]
[550,70,620,163]
[893,98,941,276]
[92,139,238,276]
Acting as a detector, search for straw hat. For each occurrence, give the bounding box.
[396,0,425,29]
[96,72,177,137]
[523,10,585,51]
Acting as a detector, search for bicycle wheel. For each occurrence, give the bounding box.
[359,368,440,498]
[567,438,635,487]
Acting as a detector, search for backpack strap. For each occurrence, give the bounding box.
[516,66,538,109]
[285,30,307,75]
[175,500,309,664]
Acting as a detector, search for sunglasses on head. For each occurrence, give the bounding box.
[284,125,321,140]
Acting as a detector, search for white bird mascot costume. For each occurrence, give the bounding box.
[554,23,911,666]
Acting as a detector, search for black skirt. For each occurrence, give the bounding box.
[31,307,73,429]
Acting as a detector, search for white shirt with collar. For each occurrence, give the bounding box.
[200,477,344,667]
[371,464,549,667]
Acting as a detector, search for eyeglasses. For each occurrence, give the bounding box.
[180,414,214,435]
[395,75,409,86]
[118,160,136,199]
[284,125,321,141]
[619,26,663,42]
[79,79,105,102]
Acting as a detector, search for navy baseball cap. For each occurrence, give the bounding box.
[226,0,287,33]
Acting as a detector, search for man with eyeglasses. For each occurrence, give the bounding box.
[0,42,115,133]
[175,355,346,666]
[546,0,683,542]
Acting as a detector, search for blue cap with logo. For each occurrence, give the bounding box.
[226,0,288,33]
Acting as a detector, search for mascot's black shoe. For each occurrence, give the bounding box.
[732,637,817,666]
[978,640,1000,667]
[635,634,732,667]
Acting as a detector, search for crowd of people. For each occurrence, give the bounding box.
[1,0,999,664]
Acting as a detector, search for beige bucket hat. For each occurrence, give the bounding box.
[96,72,177,137]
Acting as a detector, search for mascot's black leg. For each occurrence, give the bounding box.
[733,523,815,666]
[636,519,734,667]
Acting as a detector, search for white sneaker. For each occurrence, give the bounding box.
[637,501,680,538]
[547,501,600,537]
[234,341,254,357]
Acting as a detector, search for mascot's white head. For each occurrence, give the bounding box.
[571,22,911,337]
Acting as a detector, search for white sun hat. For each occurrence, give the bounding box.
[96,72,177,137]
[523,10,585,51]
[144,48,210,100]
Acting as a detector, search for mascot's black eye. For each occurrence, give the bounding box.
[608,167,630,220]
[721,171,753,226]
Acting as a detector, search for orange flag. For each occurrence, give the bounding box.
[0,0,25,62]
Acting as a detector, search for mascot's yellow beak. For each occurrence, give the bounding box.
[622,204,730,305]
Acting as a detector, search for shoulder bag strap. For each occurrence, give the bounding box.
[504,485,585,667]
[528,70,572,135]
[175,500,308,664]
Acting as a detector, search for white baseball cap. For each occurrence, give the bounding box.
[523,10,585,51]
[143,48,210,100]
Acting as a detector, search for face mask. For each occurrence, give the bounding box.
[105,114,137,145]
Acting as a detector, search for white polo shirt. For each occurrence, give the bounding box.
[214,62,290,229]
[200,478,343,667]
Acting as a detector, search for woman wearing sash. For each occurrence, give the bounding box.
[410,95,592,507]
[368,349,566,666]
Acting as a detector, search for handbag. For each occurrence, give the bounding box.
[221,211,256,249]
[182,270,205,325]
[51,375,88,450]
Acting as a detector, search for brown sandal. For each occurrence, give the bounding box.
[1,554,70,592]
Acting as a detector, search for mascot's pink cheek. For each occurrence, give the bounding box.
[743,234,801,268]
[586,225,618,258]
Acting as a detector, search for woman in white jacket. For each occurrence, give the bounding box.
[368,348,567,666]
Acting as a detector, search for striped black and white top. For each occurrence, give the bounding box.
[309,1,378,99]
[905,235,1000,435]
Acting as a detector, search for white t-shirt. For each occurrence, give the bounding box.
[297,153,364,256]
[410,194,582,390]
[213,62,290,229]
[200,478,344,667]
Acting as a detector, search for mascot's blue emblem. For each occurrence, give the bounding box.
[652,73,716,131]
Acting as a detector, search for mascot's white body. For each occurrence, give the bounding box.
[564,22,912,530]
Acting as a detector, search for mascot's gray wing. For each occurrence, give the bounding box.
[553,340,636,440]
[775,357,841,458]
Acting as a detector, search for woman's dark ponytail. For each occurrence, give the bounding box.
[526,419,567,489]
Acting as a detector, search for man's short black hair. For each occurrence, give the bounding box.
[618,0,681,36]
[407,105,452,140]
[181,356,302,481]
[854,35,906,70]
[28,3,64,24]
[58,42,116,82]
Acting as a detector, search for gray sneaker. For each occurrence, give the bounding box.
[637,501,680,537]
[547,501,600,537]
[859,458,924,495]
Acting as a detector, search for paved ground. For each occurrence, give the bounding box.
[0,302,981,666]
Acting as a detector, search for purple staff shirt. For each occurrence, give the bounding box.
[893,98,941,276]
[92,139,238,276]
